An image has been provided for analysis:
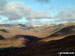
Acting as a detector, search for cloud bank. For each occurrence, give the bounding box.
[36,0,50,3]
[0,0,53,21]
[0,0,74,23]
[0,0,8,10]
[56,9,75,22]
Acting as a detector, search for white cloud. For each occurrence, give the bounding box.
[0,0,8,10]
[56,9,75,22]
[36,0,50,3]
[0,1,53,20]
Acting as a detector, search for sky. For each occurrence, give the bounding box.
[0,0,75,25]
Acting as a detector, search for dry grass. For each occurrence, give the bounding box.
[0,22,75,48]
[0,38,28,48]
[0,22,75,38]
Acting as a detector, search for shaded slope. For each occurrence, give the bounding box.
[0,35,5,40]
[14,35,42,44]
[36,25,75,42]
[10,35,75,56]
[40,23,75,38]
[0,29,9,33]
[50,25,75,37]
[0,23,75,38]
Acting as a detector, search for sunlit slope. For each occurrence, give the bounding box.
[0,22,75,38]
[38,22,75,38]
[0,26,41,38]
[0,38,28,48]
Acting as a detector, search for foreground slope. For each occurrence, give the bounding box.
[10,35,75,56]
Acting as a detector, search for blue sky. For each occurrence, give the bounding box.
[0,0,75,24]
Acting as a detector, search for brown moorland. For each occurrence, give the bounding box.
[9,35,75,56]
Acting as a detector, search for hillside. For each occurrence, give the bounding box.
[0,37,29,48]
[0,22,75,56]
[0,22,75,48]
[9,35,75,56]
[0,22,75,38]
[39,22,75,38]
[37,24,75,43]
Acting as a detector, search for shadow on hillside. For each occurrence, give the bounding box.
[9,35,75,56]
[14,35,42,44]
[0,29,9,33]
[0,35,5,40]
[0,48,23,56]
[0,35,42,56]
[46,26,75,38]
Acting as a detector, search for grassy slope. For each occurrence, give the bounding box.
[0,23,75,38]
[0,38,28,48]
[9,35,75,56]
